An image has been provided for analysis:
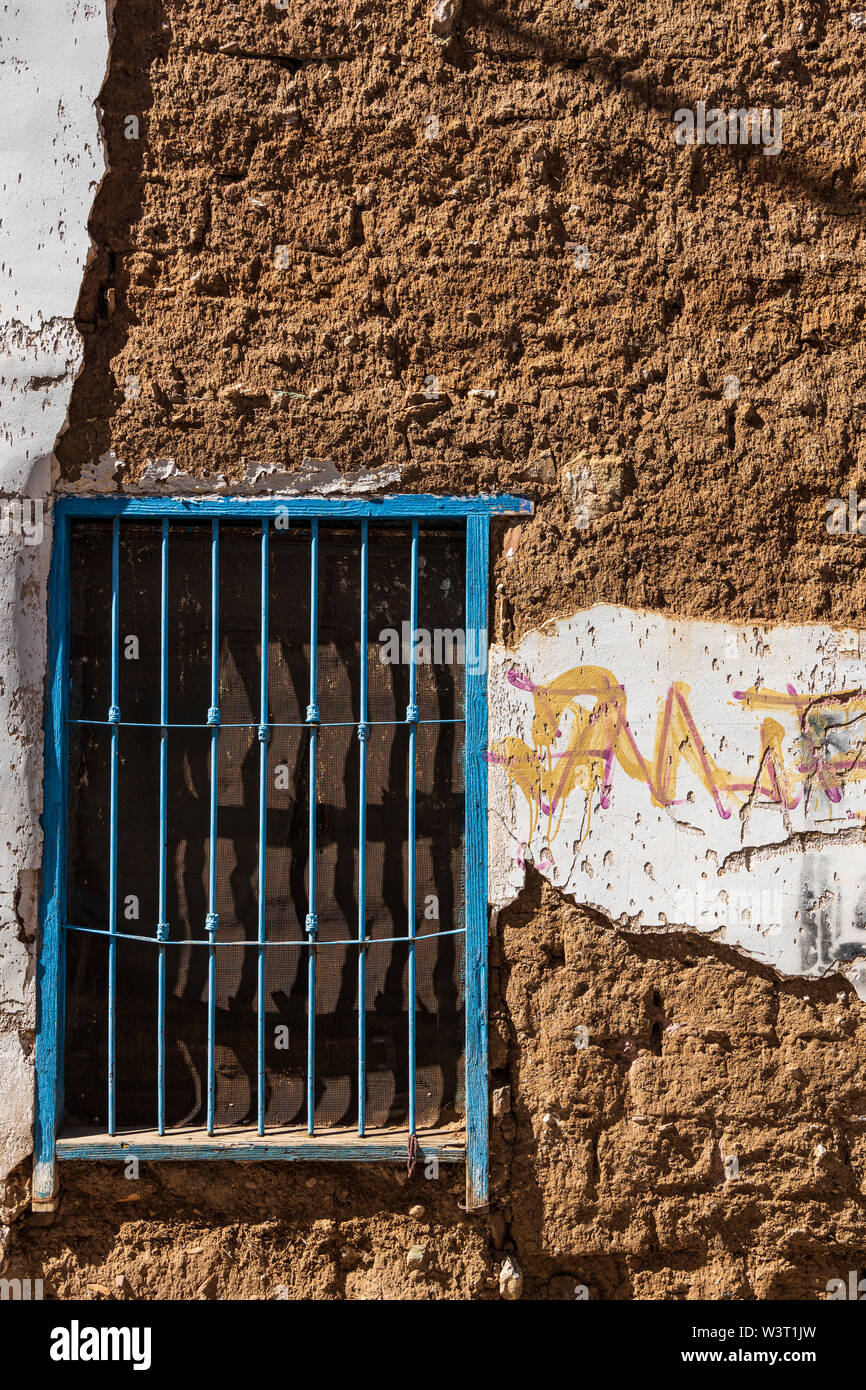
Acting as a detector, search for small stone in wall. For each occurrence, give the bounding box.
[489,1210,506,1248]
[219,381,256,402]
[565,454,624,526]
[502,525,523,558]
[197,1273,218,1299]
[430,0,461,45]
[406,1243,428,1269]
[492,1085,511,1117]
[499,1254,523,1300]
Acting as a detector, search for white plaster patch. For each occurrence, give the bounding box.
[0,3,111,493]
[0,1032,36,1177]
[62,452,404,496]
[489,606,866,990]
[0,1,112,1182]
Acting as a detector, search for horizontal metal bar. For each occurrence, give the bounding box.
[56,1135,465,1163]
[56,494,532,521]
[64,924,465,947]
[71,719,464,731]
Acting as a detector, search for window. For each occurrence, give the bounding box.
[34,495,529,1211]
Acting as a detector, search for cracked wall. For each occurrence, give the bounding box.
[3,0,866,1298]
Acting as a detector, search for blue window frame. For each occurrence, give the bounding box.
[34,494,529,1212]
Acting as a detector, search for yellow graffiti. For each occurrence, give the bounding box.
[489,667,866,846]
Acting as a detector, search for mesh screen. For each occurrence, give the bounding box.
[64,519,466,1134]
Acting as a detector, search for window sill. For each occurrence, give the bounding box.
[56,1123,466,1164]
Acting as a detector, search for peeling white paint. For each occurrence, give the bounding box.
[0,1,112,1182]
[489,607,866,995]
[63,451,403,496]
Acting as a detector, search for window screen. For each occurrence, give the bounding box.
[63,518,466,1138]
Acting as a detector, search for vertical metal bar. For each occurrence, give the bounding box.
[406,520,419,1137]
[305,519,319,1135]
[107,516,120,1135]
[157,519,169,1134]
[206,519,220,1134]
[464,514,490,1210]
[33,505,71,1208]
[357,519,369,1135]
[257,520,269,1135]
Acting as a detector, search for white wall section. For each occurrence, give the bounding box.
[0,1,111,1184]
[489,607,866,995]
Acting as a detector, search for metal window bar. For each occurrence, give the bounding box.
[406,520,419,1137]
[357,518,369,1135]
[67,925,467,948]
[107,517,120,1135]
[34,495,531,1216]
[206,520,220,1134]
[157,518,169,1134]
[257,519,269,1135]
[306,518,319,1135]
[68,718,461,729]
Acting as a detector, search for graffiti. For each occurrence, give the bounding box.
[490,665,866,846]
[486,608,866,992]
